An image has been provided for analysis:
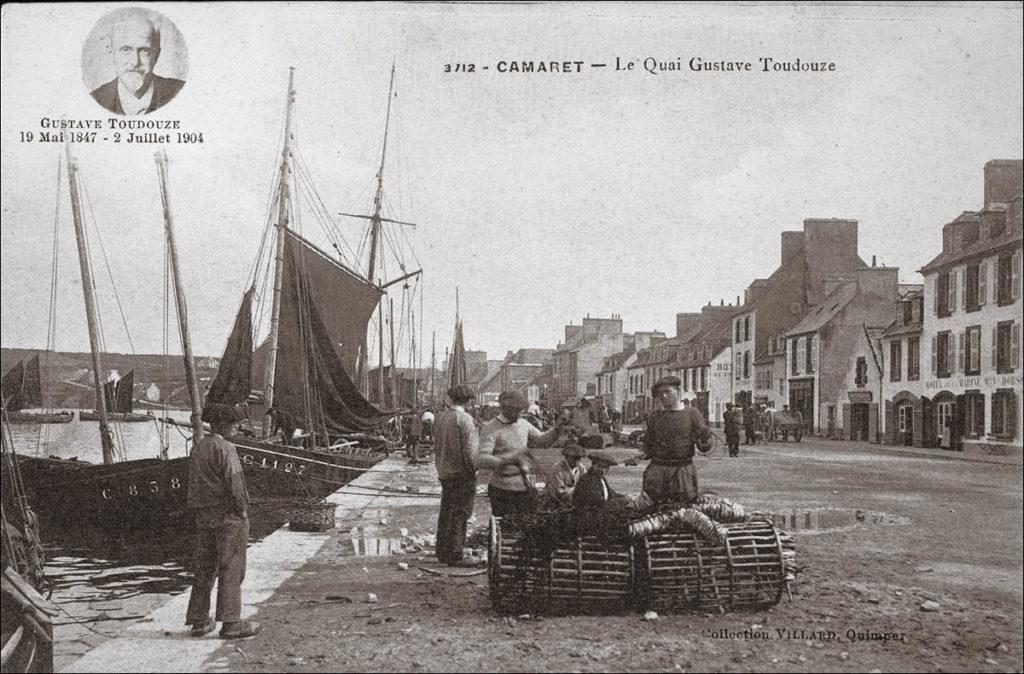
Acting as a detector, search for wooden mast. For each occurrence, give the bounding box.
[65,145,114,465]
[430,331,436,405]
[262,68,296,437]
[357,64,396,397]
[389,298,397,408]
[155,150,204,445]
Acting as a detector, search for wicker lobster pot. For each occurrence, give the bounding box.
[639,520,786,612]
[285,499,338,532]
[488,516,635,614]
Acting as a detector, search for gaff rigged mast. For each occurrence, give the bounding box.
[338,64,422,406]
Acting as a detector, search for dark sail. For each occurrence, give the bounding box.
[206,289,255,407]
[282,231,381,375]
[271,237,394,433]
[116,370,134,413]
[102,379,116,412]
[2,360,25,411]
[449,321,467,387]
[22,355,42,409]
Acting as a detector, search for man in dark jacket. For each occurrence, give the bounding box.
[639,376,710,505]
[90,10,185,115]
[572,453,625,512]
[185,404,261,640]
[724,402,741,457]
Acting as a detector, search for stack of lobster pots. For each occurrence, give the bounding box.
[488,494,796,615]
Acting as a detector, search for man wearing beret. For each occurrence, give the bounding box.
[476,390,568,518]
[185,403,261,639]
[433,384,481,567]
[639,376,711,505]
[572,452,626,512]
[543,443,590,508]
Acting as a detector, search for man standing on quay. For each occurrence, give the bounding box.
[639,376,711,505]
[185,404,261,639]
[433,385,481,567]
[477,391,567,518]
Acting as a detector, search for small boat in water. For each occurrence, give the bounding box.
[79,370,152,423]
[1,356,72,425]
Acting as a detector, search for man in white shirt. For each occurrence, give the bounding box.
[476,390,567,517]
[90,9,185,115]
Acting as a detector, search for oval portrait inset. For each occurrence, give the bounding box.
[81,7,188,116]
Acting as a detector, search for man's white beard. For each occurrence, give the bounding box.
[119,71,148,95]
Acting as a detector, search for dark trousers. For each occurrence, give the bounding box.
[642,463,699,505]
[185,509,248,625]
[744,426,756,445]
[436,474,476,564]
[487,485,534,518]
[726,431,740,457]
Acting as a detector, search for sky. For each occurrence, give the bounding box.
[1,2,1022,367]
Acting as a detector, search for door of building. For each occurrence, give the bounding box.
[851,403,870,442]
[789,380,815,433]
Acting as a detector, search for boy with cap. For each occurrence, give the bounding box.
[543,443,590,508]
[476,390,568,517]
[433,384,480,567]
[572,452,625,512]
[639,376,711,505]
[185,403,261,639]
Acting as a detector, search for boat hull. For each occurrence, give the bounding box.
[14,455,193,537]
[79,411,153,423]
[1,568,55,674]
[3,411,74,424]
[230,435,387,501]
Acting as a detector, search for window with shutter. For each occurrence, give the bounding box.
[956,331,964,373]
[931,335,938,375]
[963,266,972,309]
[1013,251,1021,301]
[979,261,988,306]
[966,326,981,375]
[1012,322,1020,370]
[949,270,958,314]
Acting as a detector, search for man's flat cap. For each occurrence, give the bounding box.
[651,375,682,394]
[561,444,587,458]
[588,452,619,467]
[498,390,529,409]
[447,384,475,402]
[202,403,240,425]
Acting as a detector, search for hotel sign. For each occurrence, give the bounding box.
[925,374,1023,390]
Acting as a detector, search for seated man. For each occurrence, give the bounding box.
[572,452,626,514]
[542,444,589,508]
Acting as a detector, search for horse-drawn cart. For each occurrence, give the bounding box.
[768,411,803,442]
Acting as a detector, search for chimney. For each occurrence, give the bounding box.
[983,160,1023,207]
[871,255,877,267]
[780,231,804,263]
[856,267,899,301]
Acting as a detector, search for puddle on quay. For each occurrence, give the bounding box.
[768,508,910,534]
[335,508,433,557]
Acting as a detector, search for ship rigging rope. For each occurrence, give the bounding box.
[292,145,361,270]
[247,111,288,291]
[78,172,130,461]
[39,157,64,456]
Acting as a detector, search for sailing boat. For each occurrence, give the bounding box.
[194,69,414,501]
[80,369,152,422]
[12,148,194,539]
[0,355,73,424]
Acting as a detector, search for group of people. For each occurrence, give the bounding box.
[432,373,713,567]
[179,374,714,636]
[723,402,804,455]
